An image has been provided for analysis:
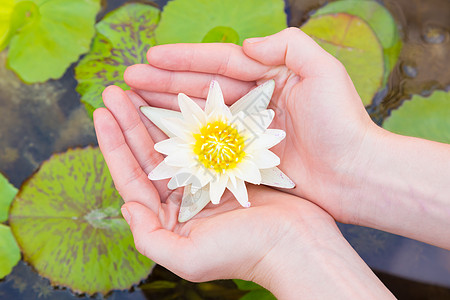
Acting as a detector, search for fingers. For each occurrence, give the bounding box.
[130,89,205,112]
[124,90,168,143]
[123,202,197,277]
[102,86,162,175]
[146,43,271,81]
[93,107,161,212]
[124,64,255,103]
[243,27,343,77]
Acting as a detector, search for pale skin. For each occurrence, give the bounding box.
[94,28,450,299]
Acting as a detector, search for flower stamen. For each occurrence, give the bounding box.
[193,120,245,172]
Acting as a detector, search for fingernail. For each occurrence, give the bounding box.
[121,206,131,225]
[245,36,268,43]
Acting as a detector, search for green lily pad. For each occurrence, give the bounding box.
[383,91,450,144]
[0,224,21,279]
[75,3,159,118]
[155,0,287,45]
[9,147,155,294]
[0,172,17,223]
[312,0,402,86]
[6,0,100,83]
[233,279,276,300]
[301,13,384,106]
[0,0,15,51]
[202,26,240,44]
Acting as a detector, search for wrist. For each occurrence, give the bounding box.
[341,126,450,248]
[250,206,393,299]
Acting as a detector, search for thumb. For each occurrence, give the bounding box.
[243,27,341,77]
[121,202,195,272]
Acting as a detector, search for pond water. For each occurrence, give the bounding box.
[0,0,449,299]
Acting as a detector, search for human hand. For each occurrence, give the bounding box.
[124,27,450,249]
[93,89,393,299]
[123,27,382,224]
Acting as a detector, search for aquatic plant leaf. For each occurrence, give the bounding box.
[202,26,240,44]
[312,0,402,86]
[75,3,159,118]
[0,0,15,51]
[0,224,21,279]
[6,0,100,83]
[155,0,287,45]
[301,13,384,105]
[9,147,155,294]
[233,279,276,300]
[383,91,450,144]
[0,173,17,223]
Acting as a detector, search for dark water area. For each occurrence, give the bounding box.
[0,0,449,299]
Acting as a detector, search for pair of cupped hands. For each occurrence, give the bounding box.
[95,28,394,298]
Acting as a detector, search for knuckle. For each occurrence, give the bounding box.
[143,150,163,172]
[284,27,301,36]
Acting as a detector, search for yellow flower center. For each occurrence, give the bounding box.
[193,120,245,172]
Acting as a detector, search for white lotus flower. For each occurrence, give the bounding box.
[141,80,295,222]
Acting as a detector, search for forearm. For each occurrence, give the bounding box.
[349,127,450,249]
[253,224,394,299]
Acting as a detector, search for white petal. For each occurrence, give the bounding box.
[165,150,195,167]
[230,80,275,115]
[167,171,196,189]
[209,175,228,204]
[140,106,182,138]
[178,185,211,222]
[235,159,261,185]
[178,93,206,125]
[205,80,225,115]
[247,129,286,150]
[260,167,295,189]
[251,149,280,169]
[233,109,275,138]
[228,172,237,187]
[227,179,250,207]
[166,166,213,190]
[161,117,195,141]
[154,137,185,155]
[148,161,181,180]
[193,165,215,188]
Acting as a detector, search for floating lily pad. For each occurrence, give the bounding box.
[202,26,240,44]
[312,0,402,86]
[0,224,21,279]
[383,91,450,144]
[233,279,276,300]
[0,0,14,51]
[9,147,155,294]
[301,13,384,105]
[0,172,17,222]
[6,0,100,83]
[155,0,287,45]
[75,3,159,118]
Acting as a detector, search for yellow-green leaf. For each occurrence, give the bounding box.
[155,0,287,45]
[0,224,20,279]
[383,91,450,144]
[75,3,159,118]
[0,0,15,51]
[7,0,100,83]
[0,172,17,223]
[9,147,155,294]
[312,0,402,86]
